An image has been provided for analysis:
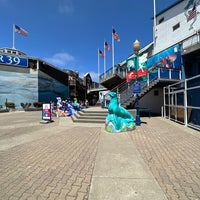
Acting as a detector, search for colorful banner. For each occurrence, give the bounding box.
[147,44,181,72]
[126,44,181,82]
[126,54,148,82]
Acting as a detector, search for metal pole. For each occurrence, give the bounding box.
[135,93,141,125]
[135,55,141,126]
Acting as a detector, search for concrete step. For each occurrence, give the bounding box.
[71,116,106,123]
[71,107,108,123]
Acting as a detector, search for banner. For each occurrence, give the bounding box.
[126,55,148,82]
[147,44,181,72]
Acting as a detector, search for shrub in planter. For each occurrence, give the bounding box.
[33,102,43,108]
[21,102,31,109]
[5,102,15,108]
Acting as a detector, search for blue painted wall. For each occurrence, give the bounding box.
[0,70,69,108]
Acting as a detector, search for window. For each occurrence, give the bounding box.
[154,90,159,96]
[173,23,180,31]
[158,17,164,24]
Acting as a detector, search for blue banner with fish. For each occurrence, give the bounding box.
[147,44,181,72]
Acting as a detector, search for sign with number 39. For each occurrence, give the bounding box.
[0,54,28,67]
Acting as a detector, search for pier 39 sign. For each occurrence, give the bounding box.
[0,54,28,67]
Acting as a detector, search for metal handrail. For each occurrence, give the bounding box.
[99,67,182,107]
[163,74,200,130]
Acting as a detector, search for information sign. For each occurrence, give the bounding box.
[42,103,51,121]
[133,83,141,94]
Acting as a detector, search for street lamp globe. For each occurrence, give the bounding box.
[133,40,140,55]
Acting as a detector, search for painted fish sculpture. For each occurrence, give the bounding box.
[105,92,135,133]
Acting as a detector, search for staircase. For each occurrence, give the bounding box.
[121,79,160,108]
[71,107,108,123]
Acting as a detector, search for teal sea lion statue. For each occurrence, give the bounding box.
[105,92,135,133]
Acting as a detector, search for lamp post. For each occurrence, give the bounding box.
[133,39,141,126]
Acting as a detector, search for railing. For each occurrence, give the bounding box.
[99,65,126,82]
[163,74,200,131]
[117,68,181,105]
[96,66,182,108]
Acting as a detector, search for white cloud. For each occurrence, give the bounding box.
[58,0,74,14]
[44,52,75,67]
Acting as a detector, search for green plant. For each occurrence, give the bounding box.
[5,102,15,108]
[33,102,43,108]
[21,102,31,109]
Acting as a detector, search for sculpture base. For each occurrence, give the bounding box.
[105,120,135,133]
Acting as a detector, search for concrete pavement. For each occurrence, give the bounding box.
[89,130,167,200]
[0,107,200,199]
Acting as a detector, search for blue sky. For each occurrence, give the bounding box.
[0,0,178,82]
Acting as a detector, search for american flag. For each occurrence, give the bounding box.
[187,3,196,21]
[99,49,104,58]
[15,25,28,36]
[112,28,120,42]
[104,41,110,51]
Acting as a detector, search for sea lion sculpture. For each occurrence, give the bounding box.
[105,91,135,133]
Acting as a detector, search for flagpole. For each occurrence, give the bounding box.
[112,30,114,74]
[104,41,106,78]
[12,24,15,49]
[98,48,100,85]
[153,0,157,49]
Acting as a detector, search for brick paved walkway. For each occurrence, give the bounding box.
[129,117,200,200]
[1,111,200,200]
[0,112,100,200]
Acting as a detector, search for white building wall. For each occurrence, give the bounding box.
[154,0,200,54]
[139,88,163,115]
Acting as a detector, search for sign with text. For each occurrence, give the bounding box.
[133,83,141,94]
[126,68,148,82]
[42,103,51,121]
[0,54,28,67]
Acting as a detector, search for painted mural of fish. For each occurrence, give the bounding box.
[149,54,177,72]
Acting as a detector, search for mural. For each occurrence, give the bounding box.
[126,44,182,82]
[146,44,182,80]
[38,72,69,103]
[0,71,38,108]
[147,44,181,72]
[0,70,69,109]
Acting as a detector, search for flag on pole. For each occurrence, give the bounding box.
[187,3,196,21]
[112,28,120,42]
[14,25,28,36]
[104,41,110,51]
[99,49,104,58]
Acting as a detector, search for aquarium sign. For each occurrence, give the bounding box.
[0,54,28,67]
